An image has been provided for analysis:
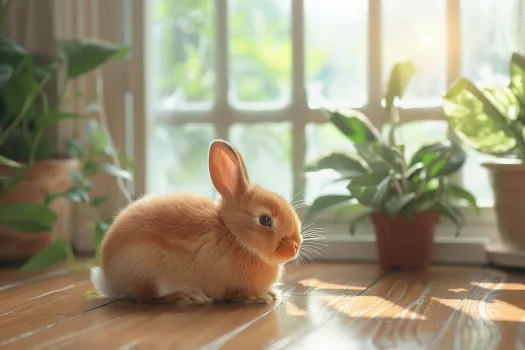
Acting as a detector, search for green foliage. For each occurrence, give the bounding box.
[0,203,57,232]
[0,1,133,271]
[384,61,417,120]
[58,39,129,79]
[20,239,72,272]
[443,52,525,160]
[307,62,477,236]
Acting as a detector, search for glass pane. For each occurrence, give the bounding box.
[460,0,520,84]
[393,120,449,160]
[461,151,495,207]
[148,123,216,197]
[228,0,291,108]
[152,0,214,110]
[305,0,368,109]
[304,123,356,204]
[229,123,292,199]
[382,0,447,107]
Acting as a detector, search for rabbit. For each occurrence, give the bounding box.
[90,139,303,305]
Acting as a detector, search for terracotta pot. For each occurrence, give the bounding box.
[370,211,439,271]
[0,158,79,263]
[483,161,525,250]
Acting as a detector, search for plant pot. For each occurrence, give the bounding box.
[483,161,525,250]
[370,211,439,271]
[0,158,79,264]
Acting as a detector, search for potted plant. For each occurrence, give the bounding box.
[443,52,525,250]
[306,61,478,270]
[0,0,134,271]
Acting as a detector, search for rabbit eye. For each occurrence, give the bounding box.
[259,215,272,227]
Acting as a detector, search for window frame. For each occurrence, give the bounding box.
[132,0,525,264]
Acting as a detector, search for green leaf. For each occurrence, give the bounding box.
[385,193,416,217]
[19,239,70,272]
[510,53,525,107]
[0,64,13,89]
[305,152,367,175]
[355,143,401,172]
[39,112,84,128]
[446,184,479,212]
[384,61,417,117]
[0,155,22,168]
[349,210,372,235]
[347,186,378,208]
[372,176,391,208]
[46,187,90,204]
[90,197,108,208]
[0,36,30,60]
[334,203,359,220]
[438,201,464,237]
[406,162,424,180]
[0,167,27,192]
[65,137,84,158]
[349,172,389,187]
[443,78,522,156]
[94,163,133,180]
[306,195,353,220]
[410,142,466,179]
[118,151,137,176]
[94,221,110,258]
[58,39,129,79]
[322,109,382,144]
[0,203,57,232]
[86,120,109,155]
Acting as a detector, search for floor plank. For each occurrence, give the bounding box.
[285,266,525,350]
[0,271,113,316]
[0,263,524,349]
[0,264,382,349]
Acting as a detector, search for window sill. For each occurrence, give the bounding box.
[314,234,489,265]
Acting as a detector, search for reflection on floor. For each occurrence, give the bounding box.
[0,262,524,349]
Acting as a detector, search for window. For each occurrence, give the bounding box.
[142,0,525,262]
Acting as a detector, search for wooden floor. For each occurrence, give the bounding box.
[0,263,524,349]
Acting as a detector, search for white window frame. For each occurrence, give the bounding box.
[130,0,525,265]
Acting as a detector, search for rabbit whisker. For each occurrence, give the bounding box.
[289,190,305,203]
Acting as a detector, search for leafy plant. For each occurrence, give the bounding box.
[306,61,478,236]
[0,0,134,271]
[443,52,525,160]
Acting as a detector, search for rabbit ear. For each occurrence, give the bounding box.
[208,140,250,200]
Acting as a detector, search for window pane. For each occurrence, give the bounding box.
[461,0,520,84]
[229,123,292,199]
[382,0,446,107]
[305,0,368,109]
[148,123,216,197]
[304,123,355,204]
[393,120,449,159]
[228,0,291,108]
[461,151,495,207]
[152,0,214,110]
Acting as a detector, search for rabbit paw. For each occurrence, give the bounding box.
[268,288,281,301]
[230,290,279,304]
[161,287,213,306]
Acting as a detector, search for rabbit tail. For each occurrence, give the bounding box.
[90,266,120,297]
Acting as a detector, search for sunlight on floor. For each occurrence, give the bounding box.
[432,298,525,321]
[317,294,427,320]
[284,301,308,317]
[471,282,525,291]
[298,278,367,291]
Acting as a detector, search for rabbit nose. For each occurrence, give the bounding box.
[277,239,299,258]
